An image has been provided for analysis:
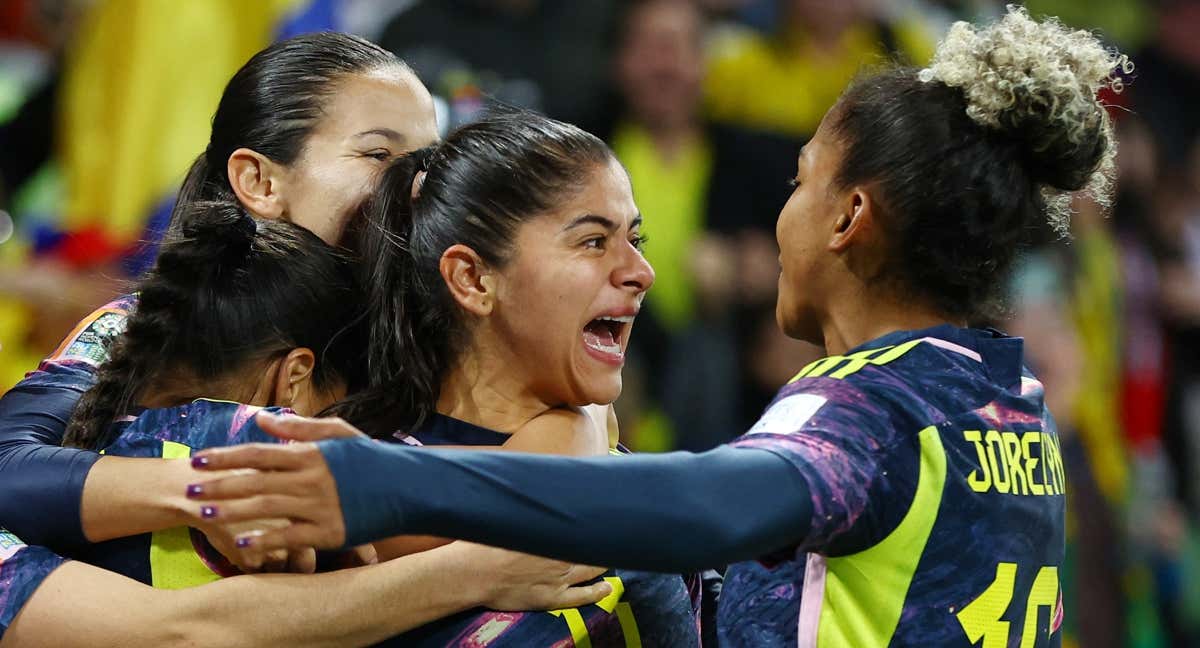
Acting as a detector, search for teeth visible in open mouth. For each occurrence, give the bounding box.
[585,339,622,354]
[595,315,635,324]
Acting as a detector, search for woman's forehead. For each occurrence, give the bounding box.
[315,70,438,147]
[561,161,639,222]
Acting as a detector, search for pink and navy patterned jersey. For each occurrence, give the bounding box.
[0,530,66,641]
[68,399,283,587]
[383,414,701,648]
[720,325,1065,647]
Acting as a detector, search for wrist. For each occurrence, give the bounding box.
[431,542,495,607]
[141,458,200,529]
[80,457,195,541]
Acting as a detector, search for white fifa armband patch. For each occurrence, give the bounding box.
[0,530,26,562]
[745,394,827,436]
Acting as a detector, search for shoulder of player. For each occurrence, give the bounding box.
[757,348,953,437]
[40,294,137,371]
[782,337,970,404]
[116,401,281,451]
[0,529,26,558]
[508,406,607,456]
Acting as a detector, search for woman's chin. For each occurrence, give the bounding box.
[574,377,621,408]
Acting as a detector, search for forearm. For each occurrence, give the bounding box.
[172,542,485,647]
[5,543,485,648]
[321,440,813,572]
[78,456,197,542]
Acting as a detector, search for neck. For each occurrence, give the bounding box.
[139,370,251,410]
[436,349,550,434]
[819,290,960,356]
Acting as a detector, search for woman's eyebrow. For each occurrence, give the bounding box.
[353,128,405,143]
[563,214,618,232]
[562,214,643,232]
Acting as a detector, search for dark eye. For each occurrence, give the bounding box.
[630,234,648,252]
[584,236,607,250]
[364,150,392,161]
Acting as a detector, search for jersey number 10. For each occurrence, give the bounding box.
[956,563,1059,648]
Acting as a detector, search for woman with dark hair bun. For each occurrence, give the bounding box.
[193,8,1126,646]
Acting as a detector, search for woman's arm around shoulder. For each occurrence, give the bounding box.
[1,540,610,648]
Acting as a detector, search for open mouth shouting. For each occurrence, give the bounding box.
[582,309,637,366]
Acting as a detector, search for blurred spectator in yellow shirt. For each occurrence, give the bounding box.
[705,0,933,139]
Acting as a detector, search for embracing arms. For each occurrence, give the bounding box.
[2,541,610,648]
[190,415,815,573]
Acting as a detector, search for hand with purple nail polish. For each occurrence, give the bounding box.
[184,412,352,553]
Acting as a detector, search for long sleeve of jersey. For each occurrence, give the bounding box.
[0,362,99,548]
[0,297,131,549]
[319,438,814,573]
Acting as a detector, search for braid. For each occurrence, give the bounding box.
[63,204,254,449]
[62,280,179,449]
[64,199,367,448]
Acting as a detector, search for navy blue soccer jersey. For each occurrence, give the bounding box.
[384,414,701,648]
[66,399,283,588]
[721,325,1066,647]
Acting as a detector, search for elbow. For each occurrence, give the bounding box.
[700,521,768,566]
[160,622,263,648]
[686,507,803,568]
[155,618,232,648]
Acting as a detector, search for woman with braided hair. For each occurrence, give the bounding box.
[192,8,1128,646]
[0,31,614,647]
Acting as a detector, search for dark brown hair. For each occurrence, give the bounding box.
[335,110,614,434]
[64,201,367,450]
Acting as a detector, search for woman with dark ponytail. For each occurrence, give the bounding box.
[303,111,700,646]
[335,112,652,443]
[193,8,1125,647]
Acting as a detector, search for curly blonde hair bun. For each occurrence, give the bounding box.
[919,5,1131,233]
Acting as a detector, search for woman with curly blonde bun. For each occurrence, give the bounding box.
[187,8,1125,646]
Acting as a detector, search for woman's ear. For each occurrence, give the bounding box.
[228,148,288,219]
[828,187,876,252]
[439,244,495,316]
[271,348,317,413]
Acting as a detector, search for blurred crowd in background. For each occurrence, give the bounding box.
[1,0,1198,646]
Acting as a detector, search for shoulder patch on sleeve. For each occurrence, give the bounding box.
[745,393,827,436]
[47,308,128,367]
[0,530,26,562]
